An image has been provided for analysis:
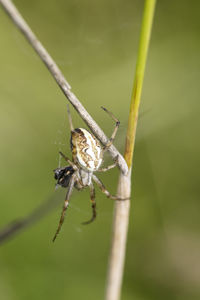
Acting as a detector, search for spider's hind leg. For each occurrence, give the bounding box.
[97,155,119,173]
[82,183,96,225]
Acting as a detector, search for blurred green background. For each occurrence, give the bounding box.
[0,0,199,299]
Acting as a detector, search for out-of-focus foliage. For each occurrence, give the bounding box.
[0,1,199,299]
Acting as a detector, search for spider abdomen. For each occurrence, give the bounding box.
[71,128,102,172]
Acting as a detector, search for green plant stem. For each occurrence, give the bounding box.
[125,0,156,167]
[105,1,156,300]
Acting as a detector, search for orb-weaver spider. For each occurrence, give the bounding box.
[53,105,126,242]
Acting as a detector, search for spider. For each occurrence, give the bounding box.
[53,105,126,242]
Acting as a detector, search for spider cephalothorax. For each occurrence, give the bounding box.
[53,106,125,242]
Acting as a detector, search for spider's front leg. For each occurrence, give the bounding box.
[52,174,75,242]
[101,107,120,152]
[82,183,96,225]
[59,151,78,170]
[92,174,129,201]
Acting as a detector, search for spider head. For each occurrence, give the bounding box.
[54,166,75,188]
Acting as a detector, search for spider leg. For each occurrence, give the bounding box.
[59,151,78,170]
[97,162,117,172]
[92,174,129,201]
[66,104,74,131]
[96,155,119,172]
[52,174,75,242]
[101,107,120,152]
[82,183,96,225]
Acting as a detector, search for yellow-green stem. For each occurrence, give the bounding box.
[105,2,157,300]
[124,0,156,168]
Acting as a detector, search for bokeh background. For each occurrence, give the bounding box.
[0,0,199,299]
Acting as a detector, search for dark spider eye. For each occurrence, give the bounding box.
[53,166,75,188]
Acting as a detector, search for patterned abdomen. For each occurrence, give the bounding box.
[71,128,102,172]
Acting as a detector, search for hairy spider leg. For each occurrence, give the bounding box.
[97,163,117,172]
[59,151,78,170]
[82,183,96,225]
[92,174,129,201]
[97,155,120,172]
[67,104,74,132]
[101,106,120,152]
[52,174,75,242]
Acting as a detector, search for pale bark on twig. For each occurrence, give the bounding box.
[0,0,128,175]
[105,171,131,300]
[0,1,150,300]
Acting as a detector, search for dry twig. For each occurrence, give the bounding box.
[0,0,128,175]
[0,1,156,299]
